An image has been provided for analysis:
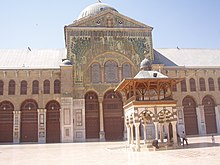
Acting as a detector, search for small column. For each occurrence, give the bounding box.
[165,123,170,143]
[171,121,178,146]
[159,123,164,142]
[13,110,21,144]
[215,105,220,134]
[142,123,147,144]
[130,123,134,145]
[38,109,47,143]
[99,98,105,141]
[126,124,131,145]
[134,123,140,152]
[197,105,206,135]
[153,122,158,140]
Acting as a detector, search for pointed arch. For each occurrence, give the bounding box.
[46,100,61,143]
[182,96,198,135]
[20,99,38,142]
[85,91,100,139]
[0,101,14,142]
[202,95,217,134]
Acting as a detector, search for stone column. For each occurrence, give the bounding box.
[171,121,178,146]
[130,123,134,145]
[99,98,105,141]
[153,122,158,140]
[13,110,21,144]
[38,109,47,143]
[101,67,104,83]
[215,105,220,134]
[126,124,131,145]
[165,122,170,143]
[118,66,122,82]
[159,123,164,142]
[134,123,140,152]
[197,105,206,135]
[142,123,147,144]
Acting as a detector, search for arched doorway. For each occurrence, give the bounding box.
[0,101,14,142]
[20,99,38,142]
[182,96,198,135]
[202,96,217,134]
[46,100,61,143]
[85,91,100,139]
[103,90,123,140]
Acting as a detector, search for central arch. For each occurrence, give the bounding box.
[85,91,100,139]
[20,99,38,142]
[103,90,123,140]
[182,96,198,135]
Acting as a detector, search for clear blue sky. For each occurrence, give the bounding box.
[0,0,219,49]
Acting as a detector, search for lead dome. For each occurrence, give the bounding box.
[78,2,118,20]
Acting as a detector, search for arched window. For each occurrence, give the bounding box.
[122,63,132,79]
[208,78,215,91]
[104,60,118,83]
[91,63,101,83]
[0,80,4,95]
[54,80,60,94]
[32,80,39,94]
[199,78,206,91]
[181,79,187,92]
[218,78,220,91]
[189,78,196,91]
[44,80,50,94]
[8,80,15,95]
[172,84,177,92]
[20,80,27,95]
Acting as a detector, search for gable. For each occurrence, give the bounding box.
[68,9,153,30]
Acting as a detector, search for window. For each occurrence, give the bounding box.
[181,79,187,92]
[43,80,50,94]
[54,80,60,94]
[91,63,101,83]
[122,63,132,79]
[104,60,118,83]
[8,80,15,95]
[20,80,27,95]
[208,78,215,91]
[199,78,206,91]
[0,80,3,95]
[32,80,39,94]
[189,78,196,91]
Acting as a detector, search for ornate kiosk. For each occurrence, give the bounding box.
[115,58,184,151]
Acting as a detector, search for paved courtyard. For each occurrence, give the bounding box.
[0,136,220,165]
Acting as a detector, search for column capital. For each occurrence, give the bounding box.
[98,97,103,103]
[134,122,140,127]
[13,110,21,114]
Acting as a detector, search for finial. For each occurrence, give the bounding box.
[97,0,102,3]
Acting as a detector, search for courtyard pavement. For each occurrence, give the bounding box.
[0,135,220,165]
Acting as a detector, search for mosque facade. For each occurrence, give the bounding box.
[0,2,220,143]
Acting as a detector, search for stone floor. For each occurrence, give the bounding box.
[0,135,220,165]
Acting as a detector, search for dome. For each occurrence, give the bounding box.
[140,58,152,70]
[61,59,72,66]
[78,2,118,20]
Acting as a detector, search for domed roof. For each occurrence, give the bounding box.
[78,2,118,20]
[61,59,72,66]
[140,58,152,70]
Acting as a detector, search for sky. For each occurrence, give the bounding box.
[0,0,219,49]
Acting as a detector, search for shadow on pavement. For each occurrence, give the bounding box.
[181,142,220,149]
